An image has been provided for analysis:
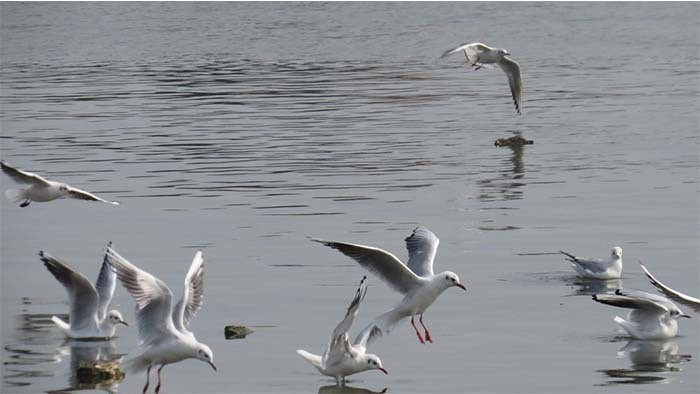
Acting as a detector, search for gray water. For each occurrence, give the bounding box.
[1,2,698,393]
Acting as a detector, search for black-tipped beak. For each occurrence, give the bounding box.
[209,361,217,371]
[681,314,692,319]
[120,320,129,326]
[456,283,467,291]
[378,367,388,375]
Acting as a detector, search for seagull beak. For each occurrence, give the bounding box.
[681,314,692,319]
[378,367,388,375]
[456,283,467,291]
[120,320,129,326]
[209,361,218,371]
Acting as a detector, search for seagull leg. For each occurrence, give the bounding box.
[155,365,165,393]
[142,366,151,394]
[419,314,433,343]
[20,199,30,207]
[410,316,425,344]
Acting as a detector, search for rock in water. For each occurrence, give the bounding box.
[225,325,253,339]
[494,136,533,147]
[76,361,125,384]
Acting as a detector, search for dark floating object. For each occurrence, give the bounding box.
[76,361,125,384]
[225,325,253,340]
[494,136,533,147]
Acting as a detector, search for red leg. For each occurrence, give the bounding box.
[142,366,151,394]
[410,316,425,344]
[155,365,165,394]
[419,314,433,343]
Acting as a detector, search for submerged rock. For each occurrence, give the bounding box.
[494,136,533,147]
[76,361,125,384]
[225,325,253,340]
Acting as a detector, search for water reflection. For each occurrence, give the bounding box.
[478,132,529,203]
[565,277,622,296]
[318,384,388,394]
[598,339,692,386]
[48,340,123,393]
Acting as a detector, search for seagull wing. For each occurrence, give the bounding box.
[95,243,117,322]
[172,251,205,335]
[497,56,523,114]
[105,245,177,347]
[438,42,490,64]
[40,251,99,331]
[1,161,51,186]
[560,251,609,274]
[593,292,669,314]
[323,277,368,367]
[311,237,424,294]
[66,186,119,205]
[639,263,699,313]
[405,226,439,277]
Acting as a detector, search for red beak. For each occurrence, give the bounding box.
[378,367,388,375]
[456,283,467,291]
[209,361,217,371]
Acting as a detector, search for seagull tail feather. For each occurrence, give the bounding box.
[4,188,27,203]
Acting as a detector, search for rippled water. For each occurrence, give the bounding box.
[1,2,698,393]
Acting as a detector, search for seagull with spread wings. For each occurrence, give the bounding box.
[39,243,128,339]
[312,226,466,345]
[297,276,388,385]
[1,160,119,207]
[438,42,523,114]
[105,245,215,394]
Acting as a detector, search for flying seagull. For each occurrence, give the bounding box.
[438,42,523,114]
[40,244,128,339]
[311,226,466,344]
[1,160,119,207]
[297,276,388,385]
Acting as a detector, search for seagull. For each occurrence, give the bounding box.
[559,247,623,279]
[311,226,466,344]
[592,289,691,339]
[39,244,128,340]
[1,160,119,207]
[297,276,388,385]
[640,262,699,313]
[105,245,215,394]
[438,42,523,114]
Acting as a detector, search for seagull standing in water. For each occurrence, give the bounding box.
[105,245,215,394]
[1,160,119,207]
[593,289,691,339]
[311,226,466,344]
[297,276,388,384]
[39,244,128,339]
[560,247,623,279]
[640,262,700,313]
[438,42,523,114]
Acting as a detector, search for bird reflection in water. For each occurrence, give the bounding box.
[598,339,692,386]
[566,277,622,296]
[318,383,388,394]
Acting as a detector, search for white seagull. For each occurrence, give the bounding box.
[311,226,466,344]
[640,262,699,313]
[593,289,691,339]
[105,245,215,394]
[438,42,523,114]
[560,247,623,279]
[297,276,388,385]
[1,160,119,207]
[39,244,128,340]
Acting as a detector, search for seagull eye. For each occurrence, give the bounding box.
[445,275,449,280]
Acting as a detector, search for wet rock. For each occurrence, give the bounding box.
[494,136,533,147]
[76,361,125,384]
[225,325,253,339]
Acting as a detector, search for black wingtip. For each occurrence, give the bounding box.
[615,289,623,296]
[592,294,598,301]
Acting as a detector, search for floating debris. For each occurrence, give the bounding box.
[494,136,533,147]
[76,361,124,384]
[225,325,253,340]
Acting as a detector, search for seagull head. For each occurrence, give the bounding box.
[441,271,467,291]
[611,247,623,259]
[58,184,69,193]
[365,354,388,375]
[670,308,691,320]
[196,343,217,371]
[107,310,128,326]
[499,48,511,57]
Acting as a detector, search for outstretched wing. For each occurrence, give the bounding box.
[405,226,439,277]
[593,292,669,314]
[95,242,117,321]
[172,251,205,335]
[640,262,700,313]
[311,237,424,294]
[438,42,491,64]
[66,186,119,205]
[1,160,51,186]
[40,251,99,331]
[497,56,523,115]
[323,276,368,366]
[105,245,176,347]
